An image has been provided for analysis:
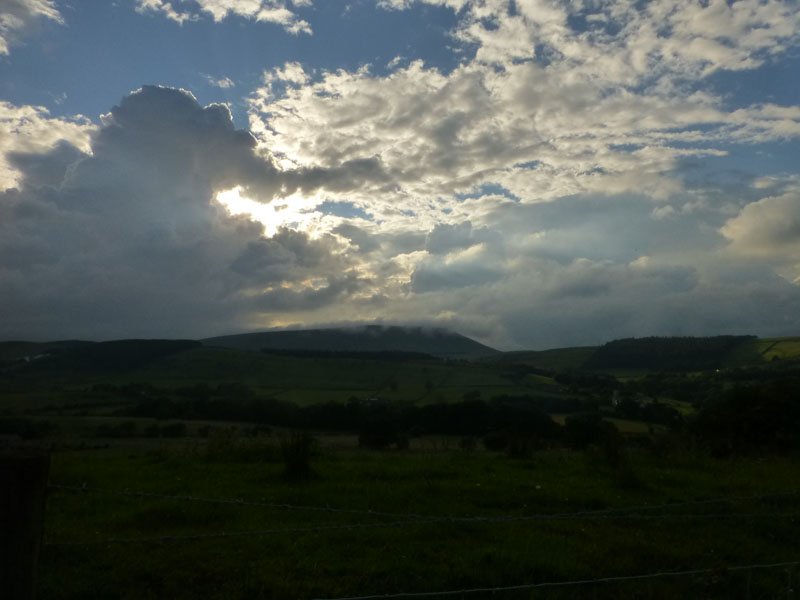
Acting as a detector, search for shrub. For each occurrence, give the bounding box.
[358,413,399,449]
[564,412,605,450]
[693,382,800,455]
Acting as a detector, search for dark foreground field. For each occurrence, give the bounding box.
[3,333,800,598]
[40,437,800,600]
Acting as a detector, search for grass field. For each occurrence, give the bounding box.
[492,347,598,371]
[756,337,800,362]
[1,347,570,418]
[4,335,800,598]
[37,439,800,600]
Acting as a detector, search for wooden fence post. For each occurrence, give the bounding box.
[0,451,51,600]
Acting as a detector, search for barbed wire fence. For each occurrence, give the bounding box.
[311,561,800,600]
[46,484,800,528]
[43,483,800,598]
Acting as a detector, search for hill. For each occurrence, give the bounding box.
[493,335,800,374]
[583,335,758,371]
[0,339,200,376]
[202,326,499,358]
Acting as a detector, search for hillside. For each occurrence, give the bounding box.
[202,325,499,358]
[492,346,598,371]
[0,339,200,375]
[493,335,800,374]
[582,335,758,371]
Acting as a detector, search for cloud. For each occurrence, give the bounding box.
[0,0,61,55]
[136,0,312,34]
[3,2,800,348]
[333,223,381,253]
[0,86,368,340]
[0,101,95,190]
[3,87,799,347]
[424,221,496,255]
[447,0,800,76]
[305,188,800,348]
[247,2,800,216]
[237,1,800,348]
[411,244,504,292]
[378,0,468,10]
[203,75,235,88]
[722,187,800,280]
[388,249,800,350]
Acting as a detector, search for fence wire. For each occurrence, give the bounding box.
[47,484,800,523]
[312,560,800,600]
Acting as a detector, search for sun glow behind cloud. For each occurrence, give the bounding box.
[215,185,320,237]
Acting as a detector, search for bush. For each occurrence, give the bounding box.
[693,382,800,455]
[358,413,400,449]
[564,413,605,450]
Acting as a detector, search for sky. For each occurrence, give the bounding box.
[1,0,799,350]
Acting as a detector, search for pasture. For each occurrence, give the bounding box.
[38,438,800,599]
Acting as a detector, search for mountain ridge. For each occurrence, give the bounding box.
[201,325,499,358]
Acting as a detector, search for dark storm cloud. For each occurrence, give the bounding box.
[6,141,86,188]
[82,85,282,200]
[0,86,362,340]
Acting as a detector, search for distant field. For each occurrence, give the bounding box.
[493,346,598,371]
[1,347,571,412]
[549,414,654,433]
[756,337,800,361]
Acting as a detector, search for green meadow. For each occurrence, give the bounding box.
[40,441,800,600]
[3,334,800,598]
